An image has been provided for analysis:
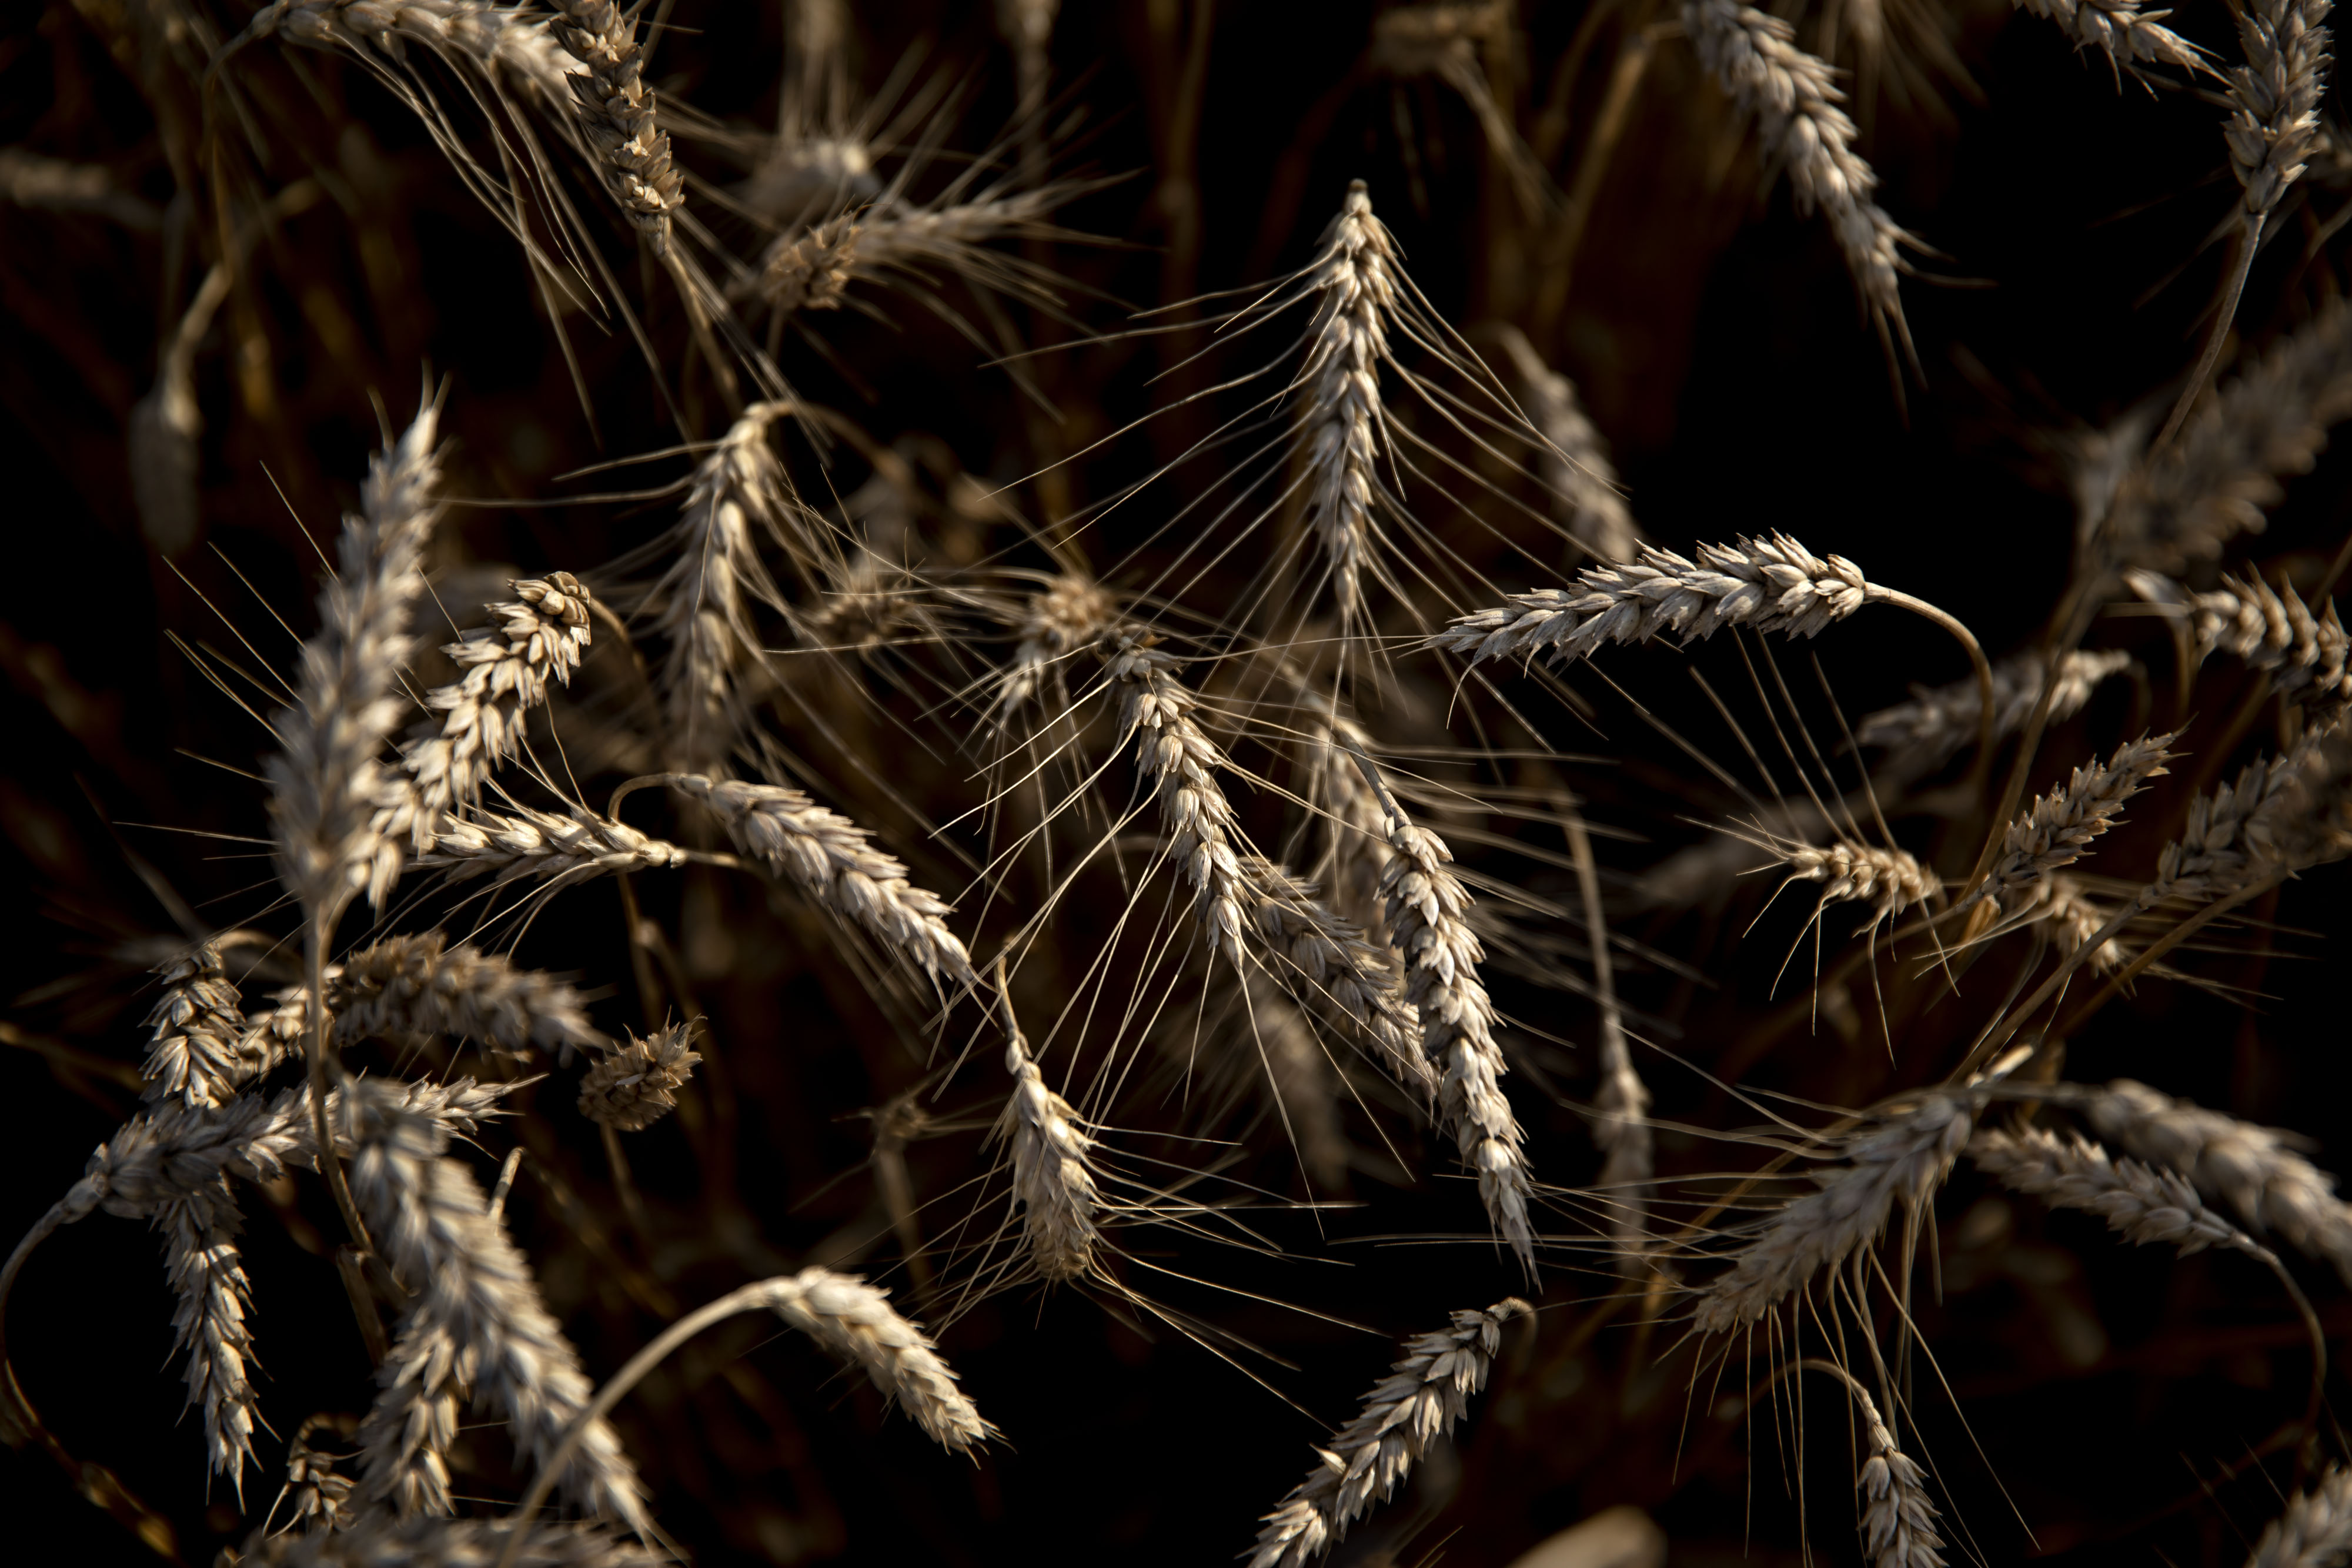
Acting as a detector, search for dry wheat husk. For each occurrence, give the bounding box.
[1965,733,2175,913]
[2007,0,2209,79]
[1970,1125,2284,1264]
[753,1269,995,1453]
[2244,1466,2352,1568]
[141,940,261,1109]
[415,804,693,889]
[577,1021,700,1132]
[1247,1298,1530,1568]
[995,994,1102,1283]
[155,1178,260,1496]
[2129,570,2352,719]
[547,1,683,253]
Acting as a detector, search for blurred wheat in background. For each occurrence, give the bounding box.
[6,2,2352,1565]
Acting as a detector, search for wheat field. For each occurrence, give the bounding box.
[3,2,2352,1565]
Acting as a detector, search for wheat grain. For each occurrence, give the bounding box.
[142,940,262,1110]
[547,1,682,254]
[663,773,977,991]
[267,400,443,918]
[156,1179,260,1497]
[1246,1298,1531,1568]
[1492,325,1638,563]
[1691,1091,1976,1335]
[1855,649,2133,777]
[2083,1079,2352,1283]
[2244,1466,2352,1568]
[1680,0,1911,350]
[2006,0,2209,79]
[1970,1125,2283,1263]
[1371,776,1537,1268]
[577,1021,701,1132]
[1965,733,2175,912]
[381,574,594,853]
[345,1079,650,1530]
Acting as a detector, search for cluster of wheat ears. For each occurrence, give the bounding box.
[8,0,2352,1564]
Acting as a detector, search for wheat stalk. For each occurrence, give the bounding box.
[1245,1298,1531,1568]
[345,1079,650,1530]
[661,773,977,991]
[381,575,594,853]
[1679,0,1912,352]
[2083,1079,2352,1283]
[577,1021,701,1132]
[547,1,682,254]
[2007,0,2209,79]
[2245,1466,2352,1568]
[1963,733,2176,913]
[142,940,262,1110]
[1371,777,1538,1268]
[1691,1091,1976,1335]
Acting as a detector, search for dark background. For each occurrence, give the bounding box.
[3,1,2350,1564]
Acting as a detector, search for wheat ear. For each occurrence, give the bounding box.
[2245,1466,2352,1568]
[332,932,612,1063]
[1855,649,2133,777]
[1248,858,1436,1099]
[1971,1125,2287,1265]
[1679,0,1912,353]
[660,773,977,991]
[1493,325,1638,563]
[346,1080,651,1530]
[2131,570,2352,718]
[269,1,577,103]
[1362,768,1538,1269]
[1246,1298,1531,1568]
[755,182,1088,317]
[1692,1091,1976,1335]
[242,1516,665,1567]
[1299,693,1397,950]
[995,972,1101,1283]
[577,1021,701,1132]
[546,0,682,253]
[2007,0,2210,79]
[141,940,263,1109]
[997,573,1114,715]
[2083,1079,2352,1283]
[2028,874,2131,972]
[1796,1363,1948,1568]
[503,1271,993,1567]
[1298,180,1400,629]
[381,574,594,852]
[1746,834,1939,927]
[156,1180,260,1497]
[1963,733,2176,913]
[417,804,693,888]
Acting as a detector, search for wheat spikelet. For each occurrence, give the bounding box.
[141,940,263,1109]
[381,574,594,853]
[1298,180,1399,628]
[239,1516,665,1567]
[330,933,610,1064]
[2006,0,2209,78]
[664,773,977,991]
[1841,1375,1947,1568]
[642,403,799,771]
[577,1021,701,1132]
[995,990,1101,1283]
[763,1269,995,1453]
[2029,874,2130,972]
[547,1,682,253]
[266,401,443,918]
[1439,533,1875,666]
[1493,325,1638,563]
[1965,733,2176,912]
[2130,569,2352,717]
[2084,1079,2352,1283]
[1855,649,2133,777]
[1375,793,1538,1268]
[345,1080,650,1530]
[416,804,693,888]
[1246,1298,1530,1568]
[2245,1466,2352,1568]
[272,1415,356,1533]
[1679,0,1912,350]
[1970,1125,2282,1263]
[997,573,1114,714]
[1691,1092,1976,1335]
[1748,834,1938,926]
[156,1179,260,1496]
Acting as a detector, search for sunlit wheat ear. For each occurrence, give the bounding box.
[1248,860,1435,1100]
[578,1021,701,1132]
[142,940,263,1109]
[1297,180,1405,636]
[2026,874,2131,972]
[1972,1124,2291,1266]
[268,397,443,920]
[416,803,692,890]
[345,1080,652,1531]
[2129,569,2352,719]
[381,574,594,854]
[243,1516,666,1566]
[1491,325,1638,563]
[157,1179,261,1499]
[1246,1298,1531,1568]
[2244,1465,2352,1568]
[1690,1090,1977,1336]
[1815,1367,1947,1568]
[2148,730,2352,904]
[997,573,1115,717]
[662,773,977,992]
[1105,631,1252,968]
[268,1,576,104]
[1370,778,1538,1269]
[2083,1079,2352,1284]
[1962,733,2176,915]
[2007,0,2211,79]
[1738,831,1937,937]
[639,402,807,774]
[1679,0,1914,359]
[547,0,682,255]
[994,978,1102,1283]
[2114,297,2352,571]
[1855,649,2133,781]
